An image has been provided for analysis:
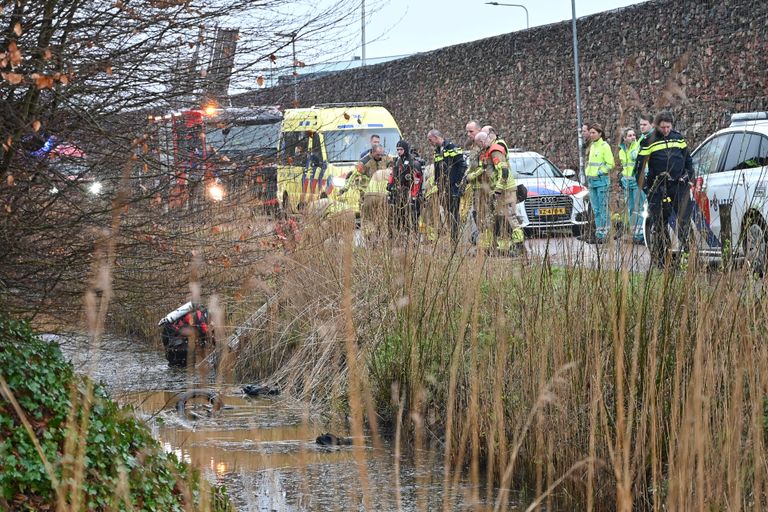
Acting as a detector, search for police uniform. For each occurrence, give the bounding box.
[433,140,467,242]
[634,129,694,253]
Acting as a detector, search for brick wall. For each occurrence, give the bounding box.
[235,0,768,169]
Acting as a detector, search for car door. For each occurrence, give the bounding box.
[743,134,768,220]
[276,130,309,210]
[691,133,731,251]
[717,132,758,250]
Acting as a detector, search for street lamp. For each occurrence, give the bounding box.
[485,2,529,30]
[571,0,584,182]
[275,31,298,104]
[361,0,366,67]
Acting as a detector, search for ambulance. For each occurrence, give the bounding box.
[276,102,402,213]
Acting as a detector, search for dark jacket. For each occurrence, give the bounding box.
[634,129,694,194]
[390,155,423,200]
[433,140,467,197]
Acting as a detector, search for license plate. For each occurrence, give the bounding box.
[536,207,566,216]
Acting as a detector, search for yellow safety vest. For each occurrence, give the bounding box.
[618,140,639,177]
[586,138,615,177]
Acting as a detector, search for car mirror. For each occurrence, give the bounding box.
[562,168,578,180]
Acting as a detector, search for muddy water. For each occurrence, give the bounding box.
[50,334,501,511]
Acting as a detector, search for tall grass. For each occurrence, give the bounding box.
[18,155,767,510]
[230,212,768,510]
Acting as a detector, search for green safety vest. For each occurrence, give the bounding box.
[618,140,639,177]
[586,138,615,177]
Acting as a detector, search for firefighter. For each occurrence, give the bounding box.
[363,167,391,244]
[634,110,695,262]
[482,125,510,154]
[580,123,614,244]
[468,131,494,250]
[343,144,393,209]
[427,129,466,243]
[462,120,484,245]
[359,134,381,160]
[158,302,213,367]
[476,131,525,257]
[617,127,645,243]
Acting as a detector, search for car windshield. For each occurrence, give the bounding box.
[510,156,564,179]
[205,122,280,153]
[51,159,89,179]
[324,128,401,163]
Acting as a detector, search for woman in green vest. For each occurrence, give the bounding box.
[585,123,615,243]
[618,127,645,243]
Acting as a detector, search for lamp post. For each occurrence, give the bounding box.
[361,0,366,67]
[484,2,529,29]
[571,0,584,182]
[275,31,298,104]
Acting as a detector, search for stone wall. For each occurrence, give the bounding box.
[235,0,768,169]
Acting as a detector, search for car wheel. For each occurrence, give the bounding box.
[742,216,768,276]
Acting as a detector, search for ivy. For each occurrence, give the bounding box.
[0,315,233,511]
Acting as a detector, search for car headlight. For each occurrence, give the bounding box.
[574,189,589,200]
[88,181,102,195]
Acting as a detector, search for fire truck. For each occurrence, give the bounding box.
[147,105,282,209]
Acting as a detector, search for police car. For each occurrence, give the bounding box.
[644,112,768,273]
[508,150,590,234]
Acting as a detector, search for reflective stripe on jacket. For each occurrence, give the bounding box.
[618,140,639,177]
[481,143,515,192]
[586,138,615,178]
[634,130,693,186]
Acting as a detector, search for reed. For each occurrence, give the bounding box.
[232,216,768,510]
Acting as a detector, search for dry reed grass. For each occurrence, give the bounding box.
[228,210,768,511]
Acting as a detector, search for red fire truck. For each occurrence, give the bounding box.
[147,105,282,209]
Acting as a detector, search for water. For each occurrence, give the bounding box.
[49,333,500,511]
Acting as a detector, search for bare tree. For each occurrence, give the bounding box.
[0,0,366,323]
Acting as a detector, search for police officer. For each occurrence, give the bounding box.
[634,111,694,263]
[427,129,467,243]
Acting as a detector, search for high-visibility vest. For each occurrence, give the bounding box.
[367,169,390,194]
[618,140,639,177]
[586,138,615,177]
[481,144,515,191]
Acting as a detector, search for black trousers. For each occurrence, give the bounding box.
[440,191,461,243]
[647,180,693,256]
